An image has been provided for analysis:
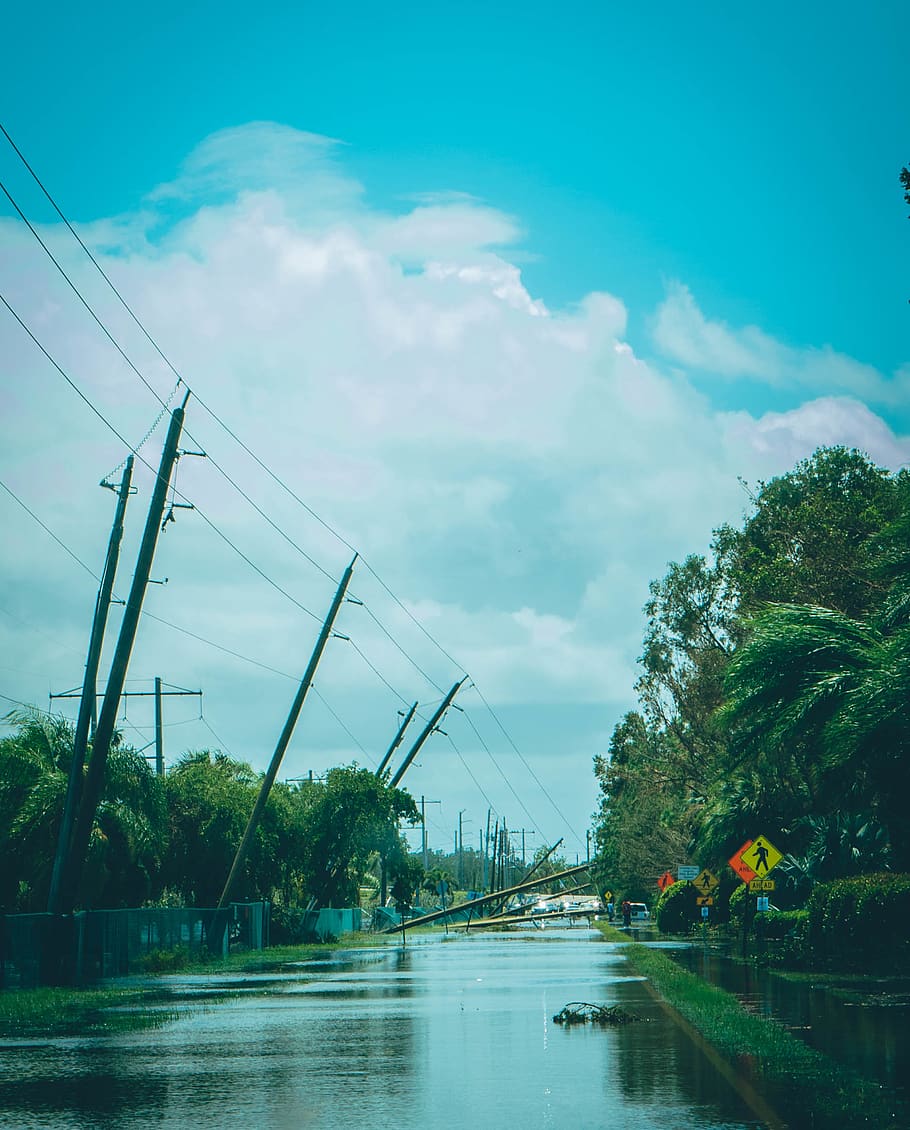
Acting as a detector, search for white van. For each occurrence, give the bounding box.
[629,902,650,922]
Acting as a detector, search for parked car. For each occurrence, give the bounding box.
[629,902,650,922]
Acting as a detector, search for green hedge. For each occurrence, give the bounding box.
[655,881,699,933]
[807,873,910,972]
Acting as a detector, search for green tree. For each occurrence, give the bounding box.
[162,751,260,905]
[593,712,695,895]
[723,597,910,868]
[296,766,418,907]
[720,447,903,620]
[0,710,167,910]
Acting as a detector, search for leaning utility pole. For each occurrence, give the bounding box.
[389,678,466,788]
[375,701,418,778]
[60,394,189,913]
[213,556,356,924]
[47,457,134,915]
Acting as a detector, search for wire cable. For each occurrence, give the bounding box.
[468,684,583,849]
[0,474,101,584]
[1,291,321,622]
[443,733,498,813]
[310,686,377,769]
[0,121,465,678]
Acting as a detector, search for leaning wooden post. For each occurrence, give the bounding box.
[210,556,356,949]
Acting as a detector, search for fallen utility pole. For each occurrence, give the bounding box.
[375,701,417,778]
[47,457,135,915]
[213,556,356,925]
[60,395,189,914]
[382,862,591,934]
[389,677,466,788]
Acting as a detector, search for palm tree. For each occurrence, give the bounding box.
[722,599,910,868]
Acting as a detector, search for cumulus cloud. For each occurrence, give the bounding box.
[2,123,908,847]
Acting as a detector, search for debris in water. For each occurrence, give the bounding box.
[552,1002,643,1026]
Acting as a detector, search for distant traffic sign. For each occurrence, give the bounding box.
[749,879,776,892]
[677,865,700,881]
[696,896,714,906]
[728,841,756,883]
[657,871,676,892]
[740,835,782,878]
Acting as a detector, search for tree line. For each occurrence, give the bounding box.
[0,712,419,916]
[594,446,910,904]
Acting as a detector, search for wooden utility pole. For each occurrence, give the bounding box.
[213,557,356,924]
[47,457,134,915]
[375,701,417,778]
[59,395,189,914]
[389,678,466,788]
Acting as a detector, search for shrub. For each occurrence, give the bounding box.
[655,881,699,933]
[137,946,190,973]
[759,909,809,968]
[807,873,910,972]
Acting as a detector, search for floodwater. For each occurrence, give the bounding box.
[0,929,775,1129]
[670,942,910,1121]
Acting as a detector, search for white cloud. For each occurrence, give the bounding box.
[654,281,910,407]
[2,123,908,850]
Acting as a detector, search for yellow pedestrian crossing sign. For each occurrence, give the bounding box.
[740,835,782,877]
[693,868,719,896]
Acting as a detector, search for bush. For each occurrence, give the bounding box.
[655,881,699,933]
[727,882,747,927]
[759,909,809,968]
[807,872,910,972]
[137,946,190,973]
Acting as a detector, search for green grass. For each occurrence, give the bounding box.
[595,921,898,1129]
[0,985,178,1038]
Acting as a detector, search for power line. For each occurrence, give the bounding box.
[1,460,313,689]
[457,708,546,842]
[360,603,450,695]
[199,712,235,758]
[310,686,377,769]
[443,733,497,814]
[345,637,411,708]
[1,291,321,622]
[0,121,465,681]
[0,475,100,584]
[468,683,583,849]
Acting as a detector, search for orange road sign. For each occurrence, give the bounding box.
[729,840,756,883]
[657,870,676,892]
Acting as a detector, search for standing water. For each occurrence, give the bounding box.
[0,929,771,1128]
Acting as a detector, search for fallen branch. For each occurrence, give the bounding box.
[552,1002,643,1026]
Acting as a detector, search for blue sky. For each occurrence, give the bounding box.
[1,3,908,860]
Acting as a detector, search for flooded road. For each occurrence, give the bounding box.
[0,929,770,1129]
[669,942,910,1120]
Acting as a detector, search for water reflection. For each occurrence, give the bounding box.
[0,931,769,1129]
[669,944,910,1119]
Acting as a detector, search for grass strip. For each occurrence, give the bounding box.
[0,985,177,1039]
[595,923,896,1129]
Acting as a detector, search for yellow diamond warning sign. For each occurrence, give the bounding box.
[693,868,719,896]
[740,835,782,878]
